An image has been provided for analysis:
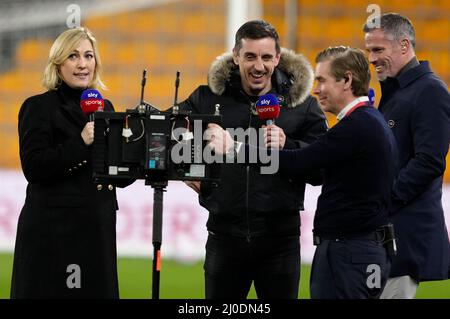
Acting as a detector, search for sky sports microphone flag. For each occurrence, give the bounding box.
[368,87,375,106]
[256,93,280,125]
[81,89,104,120]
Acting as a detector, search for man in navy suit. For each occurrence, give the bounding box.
[364,13,450,298]
[207,46,397,298]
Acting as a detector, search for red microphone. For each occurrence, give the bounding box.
[256,94,280,125]
[80,89,104,121]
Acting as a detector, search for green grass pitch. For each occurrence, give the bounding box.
[0,253,448,299]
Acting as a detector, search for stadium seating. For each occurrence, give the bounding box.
[0,0,448,181]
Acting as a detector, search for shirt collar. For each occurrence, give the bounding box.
[397,60,430,88]
[396,57,420,78]
[337,96,369,121]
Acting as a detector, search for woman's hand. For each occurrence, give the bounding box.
[81,122,95,145]
[185,181,201,194]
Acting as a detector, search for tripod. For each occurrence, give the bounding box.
[148,179,167,299]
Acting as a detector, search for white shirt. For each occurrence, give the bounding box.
[336,96,369,121]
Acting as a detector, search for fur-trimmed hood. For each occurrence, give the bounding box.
[207,48,314,108]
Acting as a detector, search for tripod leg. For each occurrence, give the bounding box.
[152,186,164,299]
[152,242,161,299]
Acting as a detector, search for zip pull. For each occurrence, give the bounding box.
[250,101,258,116]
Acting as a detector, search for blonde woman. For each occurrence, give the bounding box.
[11,27,128,298]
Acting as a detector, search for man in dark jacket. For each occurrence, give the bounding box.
[364,13,450,298]
[181,20,327,298]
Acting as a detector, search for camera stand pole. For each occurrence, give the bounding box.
[150,180,167,299]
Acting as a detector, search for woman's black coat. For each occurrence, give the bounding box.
[11,82,124,298]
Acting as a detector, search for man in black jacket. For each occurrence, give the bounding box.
[180,20,327,299]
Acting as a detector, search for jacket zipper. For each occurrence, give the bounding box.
[245,98,254,243]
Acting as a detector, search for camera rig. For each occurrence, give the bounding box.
[91,70,221,299]
[91,70,221,185]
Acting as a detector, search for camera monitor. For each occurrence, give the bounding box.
[92,108,221,184]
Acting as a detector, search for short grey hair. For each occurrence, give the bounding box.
[363,13,416,49]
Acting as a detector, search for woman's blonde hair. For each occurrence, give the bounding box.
[43,27,106,90]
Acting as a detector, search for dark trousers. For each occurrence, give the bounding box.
[204,232,300,299]
[310,237,390,299]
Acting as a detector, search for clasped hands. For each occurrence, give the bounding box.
[185,123,285,195]
[205,123,286,154]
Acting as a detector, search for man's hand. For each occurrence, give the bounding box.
[184,181,201,194]
[81,122,95,145]
[263,124,286,149]
[205,123,234,155]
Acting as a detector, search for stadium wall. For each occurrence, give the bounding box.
[1,169,449,264]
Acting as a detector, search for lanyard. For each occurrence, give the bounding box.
[344,101,367,118]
